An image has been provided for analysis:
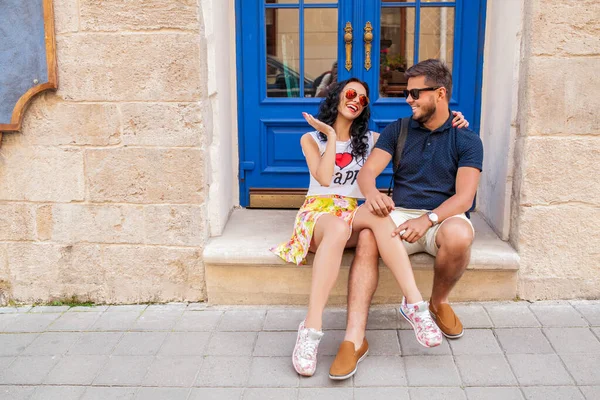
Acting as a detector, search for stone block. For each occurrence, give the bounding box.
[189,388,243,400]
[530,303,588,327]
[112,332,167,356]
[217,309,266,332]
[80,0,199,31]
[484,303,540,328]
[47,312,103,332]
[448,329,502,355]
[57,34,202,101]
[130,309,184,331]
[263,309,306,331]
[102,245,204,303]
[0,356,60,384]
[544,327,600,354]
[22,95,121,146]
[247,356,299,388]
[520,138,600,205]
[0,333,37,356]
[464,387,524,400]
[366,330,401,356]
[298,388,353,400]
[173,310,223,332]
[404,355,461,386]
[122,102,202,147]
[86,148,205,204]
[44,355,108,384]
[142,356,203,387]
[507,354,573,385]
[23,332,80,356]
[206,331,257,356]
[93,355,154,386]
[134,388,190,400]
[31,386,87,400]
[195,356,252,387]
[245,388,299,400]
[158,332,211,356]
[353,356,407,387]
[68,332,123,355]
[522,386,584,400]
[0,146,84,202]
[81,387,138,400]
[409,388,466,400]
[54,0,79,34]
[526,58,600,135]
[530,0,600,56]
[495,328,554,354]
[144,205,205,246]
[0,204,35,241]
[454,354,517,386]
[354,388,409,400]
[253,332,296,356]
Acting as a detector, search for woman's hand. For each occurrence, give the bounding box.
[302,112,336,138]
[451,110,469,128]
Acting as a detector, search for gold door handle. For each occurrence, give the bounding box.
[364,22,373,71]
[344,22,353,71]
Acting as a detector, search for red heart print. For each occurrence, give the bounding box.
[335,152,352,169]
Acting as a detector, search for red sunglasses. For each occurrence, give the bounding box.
[344,88,369,107]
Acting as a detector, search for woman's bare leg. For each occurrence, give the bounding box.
[352,207,422,304]
[305,214,351,331]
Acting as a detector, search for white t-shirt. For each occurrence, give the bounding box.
[305,130,375,199]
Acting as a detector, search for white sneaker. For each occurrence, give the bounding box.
[292,320,324,376]
[399,297,443,348]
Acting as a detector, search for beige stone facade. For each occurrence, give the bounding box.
[0,0,598,305]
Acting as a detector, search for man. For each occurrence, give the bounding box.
[329,59,483,380]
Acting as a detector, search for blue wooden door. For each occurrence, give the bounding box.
[236,0,486,207]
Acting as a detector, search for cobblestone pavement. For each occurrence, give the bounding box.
[0,301,599,400]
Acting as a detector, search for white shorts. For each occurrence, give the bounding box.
[389,208,474,256]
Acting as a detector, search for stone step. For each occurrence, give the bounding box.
[203,209,520,305]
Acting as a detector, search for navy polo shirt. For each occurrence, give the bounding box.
[375,112,483,211]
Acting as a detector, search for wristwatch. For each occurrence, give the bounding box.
[426,212,439,226]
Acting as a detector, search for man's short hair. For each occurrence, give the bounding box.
[405,59,452,100]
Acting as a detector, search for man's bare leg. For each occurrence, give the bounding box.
[344,229,380,350]
[430,218,474,310]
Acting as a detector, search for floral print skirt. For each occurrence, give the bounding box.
[270,195,359,266]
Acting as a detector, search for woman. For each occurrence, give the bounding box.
[271,78,468,376]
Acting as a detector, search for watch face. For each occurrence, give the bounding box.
[429,213,439,223]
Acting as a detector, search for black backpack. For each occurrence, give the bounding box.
[387,117,410,197]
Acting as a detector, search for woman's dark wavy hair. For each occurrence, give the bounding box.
[315,78,371,163]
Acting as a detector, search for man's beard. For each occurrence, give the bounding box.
[412,101,436,124]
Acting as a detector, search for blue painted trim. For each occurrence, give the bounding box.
[414,0,421,66]
[451,1,463,104]
[265,3,337,8]
[235,0,248,205]
[472,0,487,134]
[299,1,305,97]
[381,2,456,6]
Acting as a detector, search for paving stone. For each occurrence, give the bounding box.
[298,388,353,400]
[68,332,123,355]
[0,357,15,370]
[263,309,306,331]
[173,310,223,331]
[206,331,257,356]
[573,303,600,326]
[0,386,36,400]
[561,354,600,385]
[3,313,60,332]
[485,303,540,328]
[89,311,141,331]
[31,386,87,400]
[522,386,585,400]
[495,328,554,354]
[453,304,493,328]
[299,356,352,388]
[323,309,348,330]
[44,354,108,384]
[81,386,138,400]
[68,305,109,312]
[158,332,211,356]
[455,355,517,386]
[131,309,184,331]
[580,386,600,400]
[0,314,17,331]
[22,332,80,355]
[0,333,38,356]
[195,356,252,387]
[404,355,461,386]
[544,328,600,354]
[409,387,467,400]
[112,332,168,356]
[146,303,188,312]
[366,307,399,329]
[142,356,203,387]
[244,388,298,400]
[465,387,524,400]
[0,306,31,313]
[0,355,60,384]
[105,305,148,313]
[253,331,297,356]
[30,306,70,313]
[530,304,588,327]
[353,356,406,387]
[247,356,299,387]
[134,387,190,400]
[507,354,574,385]
[398,330,452,356]
[319,330,346,356]
[365,330,401,355]
[188,388,243,400]
[47,312,102,331]
[93,355,154,386]
[448,329,502,355]
[186,302,210,311]
[593,327,600,340]
[354,387,410,400]
[217,310,266,331]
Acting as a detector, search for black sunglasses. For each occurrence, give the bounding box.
[402,86,441,100]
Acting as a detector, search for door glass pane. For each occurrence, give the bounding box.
[379,7,415,98]
[304,8,338,97]
[266,8,301,97]
[419,7,455,70]
[268,0,297,4]
[304,0,337,3]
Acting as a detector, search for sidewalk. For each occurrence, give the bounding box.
[0,301,598,400]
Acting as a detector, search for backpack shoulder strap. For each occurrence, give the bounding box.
[387,117,410,196]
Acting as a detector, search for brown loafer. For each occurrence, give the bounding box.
[329,339,369,380]
[429,302,464,339]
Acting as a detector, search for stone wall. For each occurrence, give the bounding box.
[0,0,210,304]
[512,0,600,299]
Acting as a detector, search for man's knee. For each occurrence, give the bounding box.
[437,219,473,253]
[356,229,379,258]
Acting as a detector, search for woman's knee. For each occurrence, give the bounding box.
[323,219,351,243]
